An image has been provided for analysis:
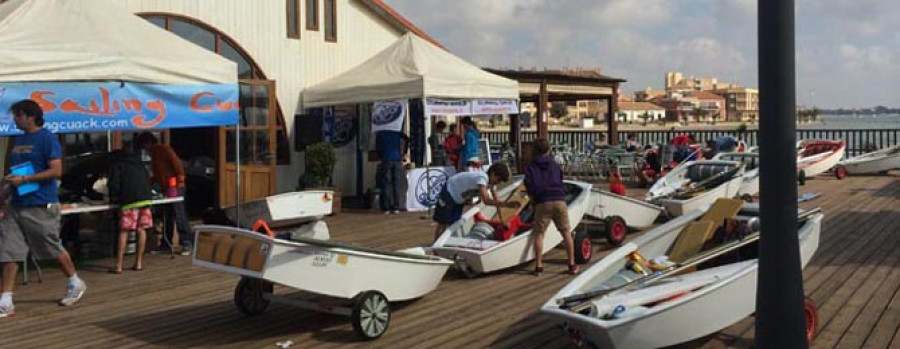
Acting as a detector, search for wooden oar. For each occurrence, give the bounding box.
[557,208,821,312]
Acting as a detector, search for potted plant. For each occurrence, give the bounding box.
[298,142,341,214]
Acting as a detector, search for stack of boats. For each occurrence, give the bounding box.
[181,138,900,345]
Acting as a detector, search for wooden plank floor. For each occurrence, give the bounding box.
[1,175,898,348]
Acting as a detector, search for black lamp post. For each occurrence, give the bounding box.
[756,0,809,347]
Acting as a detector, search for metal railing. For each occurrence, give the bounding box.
[483,128,900,157]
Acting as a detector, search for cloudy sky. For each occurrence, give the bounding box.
[384,0,899,109]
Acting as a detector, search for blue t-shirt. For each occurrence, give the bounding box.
[376,131,402,162]
[10,128,61,205]
[461,128,480,162]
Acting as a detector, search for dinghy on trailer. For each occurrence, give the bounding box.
[646,160,745,216]
[836,144,900,175]
[430,179,593,277]
[797,139,846,183]
[542,199,823,349]
[583,189,663,246]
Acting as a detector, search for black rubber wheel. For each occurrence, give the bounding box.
[740,194,754,203]
[234,277,273,316]
[798,170,807,186]
[604,216,628,247]
[835,166,847,180]
[573,230,592,264]
[352,291,391,340]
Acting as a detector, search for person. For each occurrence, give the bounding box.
[429,121,447,167]
[443,123,463,168]
[637,145,663,188]
[703,140,719,159]
[459,117,481,171]
[0,100,87,318]
[524,138,578,275]
[432,163,517,242]
[107,148,153,274]
[625,134,641,152]
[714,135,739,153]
[375,130,405,214]
[137,132,193,255]
[595,133,609,149]
[670,133,696,163]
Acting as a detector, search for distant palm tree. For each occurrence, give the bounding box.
[711,111,720,125]
[640,111,651,126]
[692,107,706,124]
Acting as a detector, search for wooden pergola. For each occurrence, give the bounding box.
[484,68,626,170]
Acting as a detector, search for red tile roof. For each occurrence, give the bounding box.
[359,0,444,49]
[691,91,726,100]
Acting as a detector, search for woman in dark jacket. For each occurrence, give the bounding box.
[107,149,154,273]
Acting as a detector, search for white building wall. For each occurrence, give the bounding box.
[622,110,666,123]
[124,0,406,195]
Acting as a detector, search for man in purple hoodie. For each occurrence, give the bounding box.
[524,138,577,275]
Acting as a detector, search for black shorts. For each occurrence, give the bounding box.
[433,187,463,225]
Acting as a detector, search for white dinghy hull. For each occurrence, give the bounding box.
[798,140,846,178]
[431,180,592,275]
[540,204,823,349]
[647,160,746,216]
[192,225,452,301]
[838,145,900,174]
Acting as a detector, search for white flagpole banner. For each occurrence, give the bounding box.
[371,100,407,132]
[473,99,519,115]
[425,98,472,116]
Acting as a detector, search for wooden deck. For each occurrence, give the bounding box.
[1,175,899,348]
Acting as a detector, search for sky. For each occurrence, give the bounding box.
[384,0,899,109]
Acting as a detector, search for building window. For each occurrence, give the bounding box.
[140,14,291,165]
[306,0,319,30]
[287,0,300,38]
[324,0,336,42]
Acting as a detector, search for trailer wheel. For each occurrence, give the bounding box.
[604,216,627,247]
[740,194,754,203]
[805,298,818,343]
[234,277,272,316]
[574,230,592,264]
[798,170,807,186]
[834,166,847,180]
[352,291,391,340]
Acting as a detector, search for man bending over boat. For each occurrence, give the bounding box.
[525,138,578,276]
[432,164,518,242]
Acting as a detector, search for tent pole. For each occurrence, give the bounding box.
[235,121,241,223]
[421,99,433,219]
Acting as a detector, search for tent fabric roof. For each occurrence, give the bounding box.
[0,0,236,84]
[302,33,519,108]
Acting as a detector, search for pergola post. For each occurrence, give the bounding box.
[607,84,620,145]
[756,0,807,347]
[537,80,549,139]
[509,113,522,172]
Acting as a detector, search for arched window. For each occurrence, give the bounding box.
[139,13,290,164]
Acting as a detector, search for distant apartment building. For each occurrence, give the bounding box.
[635,87,666,102]
[650,91,726,123]
[665,71,735,92]
[616,102,666,123]
[713,87,759,122]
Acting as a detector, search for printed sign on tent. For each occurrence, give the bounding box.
[425,98,472,116]
[371,100,406,133]
[473,99,519,115]
[405,166,456,212]
[0,82,238,134]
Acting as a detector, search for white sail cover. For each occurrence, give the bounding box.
[303,33,518,108]
[0,0,236,84]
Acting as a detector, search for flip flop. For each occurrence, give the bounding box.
[131,266,144,272]
[108,269,123,274]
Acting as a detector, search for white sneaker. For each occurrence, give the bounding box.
[391,210,400,215]
[0,303,14,318]
[383,211,391,215]
[59,282,87,306]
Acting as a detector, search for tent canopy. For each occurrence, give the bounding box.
[302,33,519,108]
[0,0,236,84]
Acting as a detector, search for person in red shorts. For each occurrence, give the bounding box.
[107,148,154,274]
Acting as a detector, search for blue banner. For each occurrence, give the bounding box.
[0,82,239,135]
